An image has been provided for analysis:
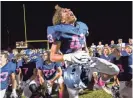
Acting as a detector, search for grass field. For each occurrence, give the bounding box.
[8,83,113,98]
[51,89,112,98]
[79,89,112,98]
[21,89,112,98]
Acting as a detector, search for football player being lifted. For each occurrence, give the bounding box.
[47,5,120,98]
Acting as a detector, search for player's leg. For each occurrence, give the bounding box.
[46,80,53,97]
[55,76,64,98]
[66,87,79,98]
[16,68,22,89]
[91,57,119,82]
[22,80,39,98]
[22,81,32,98]
[112,75,120,87]
[0,89,7,98]
[28,79,40,97]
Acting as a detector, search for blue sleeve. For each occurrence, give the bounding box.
[77,21,89,37]
[55,62,61,68]
[35,57,43,69]
[47,25,62,43]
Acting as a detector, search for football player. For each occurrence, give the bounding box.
[47,5,119,98]
[37,50,64,98]
[0,51,18,98]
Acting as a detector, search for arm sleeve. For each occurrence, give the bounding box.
[77,21,89,37]
[35,57,43,69]
[55,62,61,68]
[47,25,62,43]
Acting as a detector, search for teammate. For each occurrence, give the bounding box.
[37,50,64,98]
[17,51,43,98]
[0,51,18,98]
[47,5,119,98]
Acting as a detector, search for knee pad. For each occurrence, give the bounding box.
[29,84,38,93]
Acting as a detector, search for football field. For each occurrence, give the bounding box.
[79,89,112,98]
[51,89,112,98]
[20,89,112,98]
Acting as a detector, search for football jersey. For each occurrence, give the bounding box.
[38,61,61,80]
[0,62,17,90]
[19,56,43,81]
[112,56,132,81]
[47,21,89,54]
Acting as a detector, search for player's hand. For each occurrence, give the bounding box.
[10,89,18,98]
[63,51,90,64]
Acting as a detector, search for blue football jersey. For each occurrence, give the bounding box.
[47,21,89,54]
[19,56,43,81]
[0,62,17,90]
[38,61,61,80]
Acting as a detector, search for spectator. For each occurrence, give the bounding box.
[109,40,116,48]
[96,48,103,57]
[100,47,111,61]
[117,39,125,50]
[91,43,96,51]
[121,45,132,56]
[104,44,109,48]
[109,46,116,62]
[97,41,104,50]
[126,38,133,46]
[88,47,94,57]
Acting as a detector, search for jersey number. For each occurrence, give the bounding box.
[47,34,54,43]
[0,72,8,82]
[70,34,84,49]
[43,69,55,77]
[22,68,28,75]
[117,64,124,72]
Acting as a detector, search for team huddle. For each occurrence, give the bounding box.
[1,5,132,98]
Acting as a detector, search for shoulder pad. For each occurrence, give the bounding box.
[77,21,89,36]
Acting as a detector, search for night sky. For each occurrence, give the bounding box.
[1,1,132,49]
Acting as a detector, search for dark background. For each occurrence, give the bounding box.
[1,1,132,49]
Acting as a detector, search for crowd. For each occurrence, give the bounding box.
[0,38,132,98]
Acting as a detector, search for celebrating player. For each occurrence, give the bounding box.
[47,5,120,98]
